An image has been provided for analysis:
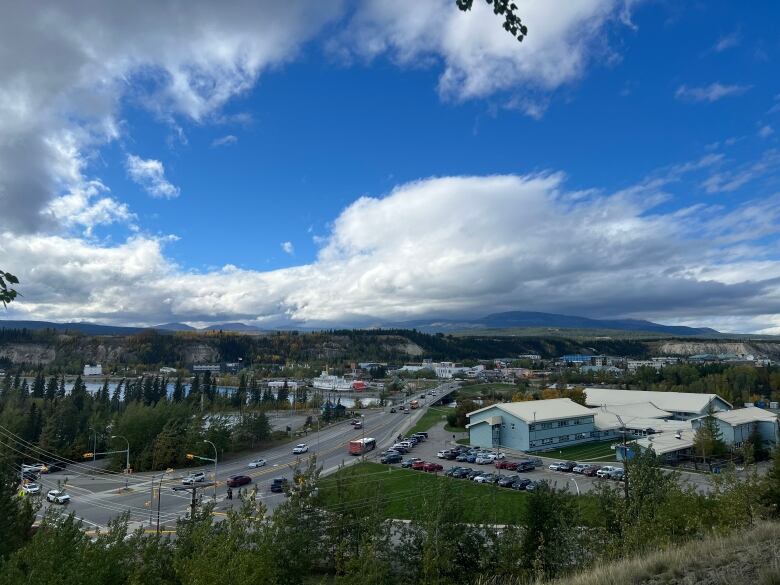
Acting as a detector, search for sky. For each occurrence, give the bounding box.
[1,1,780,333]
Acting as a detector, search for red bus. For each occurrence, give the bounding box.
[348,437,377,455]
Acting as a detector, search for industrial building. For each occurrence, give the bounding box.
[583,387,732,420]
[467,398,617,452]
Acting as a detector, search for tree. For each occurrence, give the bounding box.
[172,376,184,402]
[277,380,290,406]
[693,405,727,466]
[0,269,19,307]
[763,445,780,517]
[0,447,36,559]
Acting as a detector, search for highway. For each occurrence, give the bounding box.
[30,382,460,532]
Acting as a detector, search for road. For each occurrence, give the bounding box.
[32,382,461,532]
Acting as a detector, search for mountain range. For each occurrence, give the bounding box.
[0,311,719,336]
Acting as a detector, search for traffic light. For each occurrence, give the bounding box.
[83,452,94,459]
[186,453,194,460]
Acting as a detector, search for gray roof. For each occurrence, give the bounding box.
[584,387,731,414]
[468,398,594,424]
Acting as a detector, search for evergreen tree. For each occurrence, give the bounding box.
[110,380,123,412]
[694,405,727,465]
[0,448,36,560]
[98,378,110,405]
[44,375,57,402]
[298,386,308,405]
[233,373,247,409]
[763,445,780,517]
[249,376,261,406]
[31,371,45,398]
[277,380,290,405]
[172,377,184,402]
[189,374,201,403]
[56,373,66,398]
[142,376,155,405]
[71,375,87,411]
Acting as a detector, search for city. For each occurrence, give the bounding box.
[2,2,780,585]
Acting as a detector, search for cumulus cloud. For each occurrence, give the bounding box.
[758,125,774,138]
[211,134,238,148]
[125,155,180,199]
[330,0,636,104]
[0,1,343,233]
[281,241,295,255]
[675,82,751,103]
[5,172,780,332]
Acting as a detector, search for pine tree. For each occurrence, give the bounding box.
[189,374,201,403]
[31,371,45,398]
[44,376,57,401]
[277,380,290,405]
[249,377,261,406]
[172,377,184,402]
[111,380,123,411]
[694,405,727,465]
[57,373,66,398]
[98,378,110,404]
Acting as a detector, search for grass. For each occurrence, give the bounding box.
[318,462,600,525]
[456,438,471,445]
[407,406,453,435]
[538,441,617,462]
[544,521,780,585]
[457,383,517,399]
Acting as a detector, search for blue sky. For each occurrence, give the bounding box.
[2,1,780,332]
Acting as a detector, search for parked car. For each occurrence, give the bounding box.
[412,433,427,441]
[503,461,519,471]
[381,452,403,464]
[270,478,288,493]
[525,480,546,492]
[596,466,620,478]
[516,461,535,472]
[453,467,473,479]
[21,470,39,482]
[582,465,601,477]
[401,458,422,468]
[404,436,419,445]
[182,471,206,485]
[456,454,470,462]
[248,458,267,468]
[411,460,427,471]
[475,455,495,465]
[444,466,462,477]
[465,454,478,463]
[572,463,589,474]
[466,469,483,480]
[610,469,626,481]
[415,431,429,439]
[21,483,41,495]
[511,478,533,490]
[398,441,413,449]
[473,473,497,484]
[548,461,566,471]
[558,461,577,472]
[494,460,510,469]
[497,475,520,488]
[422,462,443,473]
[227,475,252,488]
[389,408,397,413]
[392,444,409,454]
[292,443,309,454]
[442,451,457,460]
[436,450,451,459]
[46,489,70,504]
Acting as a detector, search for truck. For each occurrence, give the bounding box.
[410,400,420,410]
[348,437,377,455]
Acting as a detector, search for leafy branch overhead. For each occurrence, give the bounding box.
[0,270,19,308]
[456,0,528,42]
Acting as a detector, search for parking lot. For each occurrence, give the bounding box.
[373,420,625,495]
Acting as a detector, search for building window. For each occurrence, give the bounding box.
[590,431,600,438]
[558,435,570,442]
[529,423,536,431]
[510,423,515,430]
[575,433,586,440]
[541,422,553,430]
[542,438,553,445]
[558,420,569,427]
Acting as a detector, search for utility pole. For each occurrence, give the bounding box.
[615,413,629,499]
[202,440,218,501]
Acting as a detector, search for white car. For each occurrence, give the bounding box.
[22,463,46,473]
[46,489,70,504]
[572,463,589,474]
[548,461,565,471]
[182,471,206,485]
[398,441,413,449]
[292,444,309,454]
[436,450,449,459]
[248,458,267,468]
[21,483,41,495]
[596,466,620,478]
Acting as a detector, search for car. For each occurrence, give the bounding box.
[493,452,506,460]
[466,469,483,480]
[248,458,267,468]
[527,457,543,468]
[495,459,514,469]
[582,465,602,477]
[21,483,41,495]
[21,470,39,482]
[419,394,426,399]
[41,461,67,473]
[453,467,472,479]
[403,408,410,414]
[22,463,46,473]
[596,466,620,478]
[227,475,252,488]
[411,460,427,471]
[270,478,288,493]
[558,461,577,472]
[443,451,458,460]
[609,469,626,481]
[548,461,566,471]
[511,478,532,490]
[455,454,469,462]
[350,419,360,425]
[525,480,544,492]
[292,444,309,454]
[404,436,419,445]
[572,463,589,474]
[391,444,409,454]
[475,455,495,465]
[516,461,535,472]
[474,473,497,484]
[398,441,413,449]
[353,422,363,430]
[381,452,403,464]
[465,454,478,463]
[401,457,422,468]
[444,466,462,476]
[422,462,443,473]
[412,433,427,441]
[46,489,70,504]
[389,408,397,413]
[182,471,206,485]
[497,475,520,488]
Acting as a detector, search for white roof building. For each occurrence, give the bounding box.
[467,398,594,426]
[635,429,696,456]
[584,387,731,419]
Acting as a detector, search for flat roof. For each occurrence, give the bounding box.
[593,411,690,433]
[584,387,731,413]
[468,398,594,424]
[712,407,778,426]
[636,429,695,455]
[591,401,673,420]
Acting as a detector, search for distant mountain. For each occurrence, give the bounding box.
[393,311,719,336]
[0,320,145,335]
[154,322,196,331]
[202,322,263,332]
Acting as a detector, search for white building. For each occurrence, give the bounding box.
[83,364,102,376]
[584,387,732,420]
[159,367,177,374]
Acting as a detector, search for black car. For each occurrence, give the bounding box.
[389,408,397,413]
[511,478,532,490]
[412,433,427,442]
[381,452,403,464]
[558,461,577,472]
[466,469,482,480]
[42,461,67,473]
[270,478,288,493]
[443,451,458,460]
[516,461,535,472]
[497,475,520,488]
[415,432,429,439]
[22,470,39,482]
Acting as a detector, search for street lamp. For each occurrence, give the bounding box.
[203,439,218,501]
[88,427,97,466]
[111,435,130,473]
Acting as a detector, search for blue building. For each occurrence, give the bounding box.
[467,398,612,452]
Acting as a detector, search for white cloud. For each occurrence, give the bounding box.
[675,82,752,103]
[281,241,295,255]
[5,172,780,331]
[758,125,774,138]
[713,31,740,53]
[211,134,238,147]
[330,0,636,106]
[125,155,180,199]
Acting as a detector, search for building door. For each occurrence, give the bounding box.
[492,424,500,448]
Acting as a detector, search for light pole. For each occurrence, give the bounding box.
[203,440,218,501]
[111,435,130,473]
[88,427,97,466]
[156,468,172,534]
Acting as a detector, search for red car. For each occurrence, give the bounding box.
[411,460,427,471]
[582,465,601,477]
[422,462,443,473]
[227,475,252,488]
[503,461,519,471]
[494,460,517,470]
